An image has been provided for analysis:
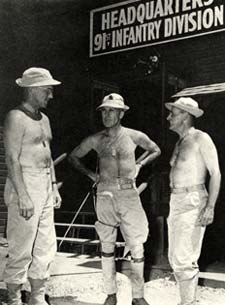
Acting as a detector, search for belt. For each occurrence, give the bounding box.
[171,184,205,194]
[98,177,135,190]
[21,167,51,174]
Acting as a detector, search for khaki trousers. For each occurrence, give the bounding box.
[3,168,56,284]
[167,189,208,305]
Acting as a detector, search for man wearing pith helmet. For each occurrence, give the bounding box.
[165,97,221,305]
[69,93,161,305]
[3,67,62,305]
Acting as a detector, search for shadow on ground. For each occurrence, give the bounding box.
[50,296,102,305]
[77,260,101,270]
[0,289,101,305]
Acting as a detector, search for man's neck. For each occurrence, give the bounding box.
[176,124,193,139]
[22,102,39,114]
[106,125,122,137]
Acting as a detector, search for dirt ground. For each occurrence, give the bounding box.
[0,247,225,305]
[1,272,225,305]
[47,272,225,305]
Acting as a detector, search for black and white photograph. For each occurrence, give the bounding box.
[0,1,225,305]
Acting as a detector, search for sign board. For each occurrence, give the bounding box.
[90,0,225,57]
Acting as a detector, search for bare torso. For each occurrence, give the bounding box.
[70,124,160,182]
[18,111,52,168]
[94,127,137,180]
[170,127,207,187]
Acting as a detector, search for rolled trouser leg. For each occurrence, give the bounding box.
[28,278,48,305]
[130,244,145,299]
[6,283,23,305]
[101,242,117,296]
[179,274,198,305]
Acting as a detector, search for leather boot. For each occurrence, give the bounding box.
[28,278,48,305]
[132,298,150,305]
[6,283,23,305]
[103,293,117,305]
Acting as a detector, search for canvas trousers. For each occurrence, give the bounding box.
[3,168,57,284]
[167,188,208,305]
[95,182,149,298]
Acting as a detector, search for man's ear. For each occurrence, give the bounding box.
[183,111,190,122]
[119,111,125,119]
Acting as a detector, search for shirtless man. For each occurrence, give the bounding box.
[69,93,161,305]
[3,67,62,305]
[165,97,221,305]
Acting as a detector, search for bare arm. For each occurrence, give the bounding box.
[4,110,34,219]
[136,132,161,165]
[50,159,62,208]
[132,130,161,177]
[198,133,221,226]
[69,136,97,182]
[44,119,62,209]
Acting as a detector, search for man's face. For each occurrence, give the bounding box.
[167,107,186,132]
[101,107,124,128]
[32,86,53,109]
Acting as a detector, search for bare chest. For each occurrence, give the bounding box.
[170,138,200,167]
[98,134,136,159]
[23,118,52,146]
